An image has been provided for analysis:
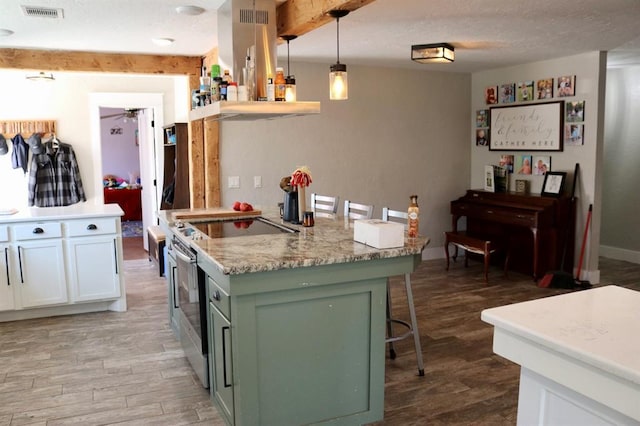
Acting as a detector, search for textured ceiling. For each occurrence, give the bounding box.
[1,0,640,73]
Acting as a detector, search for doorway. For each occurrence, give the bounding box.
[100,107,145,258]
[89,93,165,254]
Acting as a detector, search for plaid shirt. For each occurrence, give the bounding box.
[28,141,86,207]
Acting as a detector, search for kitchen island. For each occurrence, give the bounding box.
[159,208,428,426]
[0,203,126,321]
[482,285,640,425]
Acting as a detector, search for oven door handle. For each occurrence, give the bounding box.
[174,246,196,264]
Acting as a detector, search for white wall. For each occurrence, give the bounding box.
[0,64,471,260]
[471,52,606,282]
[0,70,182,209]
[600,65,640,263]
[100,107,140,182]
[219,62,471,258]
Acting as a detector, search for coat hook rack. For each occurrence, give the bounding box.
[0,120,57,138]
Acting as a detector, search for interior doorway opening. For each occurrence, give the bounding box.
[90,93,165,252]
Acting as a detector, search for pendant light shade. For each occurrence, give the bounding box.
[328,10,349,100]
[282,35,298,102]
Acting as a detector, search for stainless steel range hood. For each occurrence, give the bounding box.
[188,0,320,122]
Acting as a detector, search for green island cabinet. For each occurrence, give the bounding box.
[198,253,420,425]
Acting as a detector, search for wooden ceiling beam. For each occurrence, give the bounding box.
[277,0,376,38]
[0,48,202,76]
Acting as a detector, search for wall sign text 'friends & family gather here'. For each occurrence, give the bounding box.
[489,101,564,151]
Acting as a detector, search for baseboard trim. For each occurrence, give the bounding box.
[599,245,640,264]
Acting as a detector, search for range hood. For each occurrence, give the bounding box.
[189,0,320,122]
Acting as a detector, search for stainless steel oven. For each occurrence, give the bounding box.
[173,235,209,388]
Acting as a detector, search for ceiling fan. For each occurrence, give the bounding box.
[100,108,140,122]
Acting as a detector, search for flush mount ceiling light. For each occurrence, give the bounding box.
[328,9,350,100]
[0,29,14,37]
[175,5,205,15]
[411,43,455,63]
[26,71,55,82]
[152,37,175,46]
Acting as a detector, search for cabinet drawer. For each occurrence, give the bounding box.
[66,218,117,237]
[208,275,230,319]
[0,225,7,242]
[13,222,62,240]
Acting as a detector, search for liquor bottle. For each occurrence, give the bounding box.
[408,195,419,238]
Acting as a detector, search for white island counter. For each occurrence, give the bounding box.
[482,285,640,425]
[0,203,126,321]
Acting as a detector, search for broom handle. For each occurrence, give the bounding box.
[576,204,592,280]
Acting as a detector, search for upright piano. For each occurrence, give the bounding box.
[450,190,575,280]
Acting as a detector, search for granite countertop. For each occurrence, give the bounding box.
[159,208,429,276]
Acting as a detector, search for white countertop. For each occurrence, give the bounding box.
[481,285,640,385]
[0,203,124,223]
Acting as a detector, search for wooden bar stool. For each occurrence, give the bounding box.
[444,231,508,284]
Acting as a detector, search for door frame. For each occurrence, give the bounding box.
[89,93,165,250]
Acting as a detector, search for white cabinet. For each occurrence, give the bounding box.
[0,225,14,311]
[66,217,121,302]
[0,205,127,322]
[13,222,67,308]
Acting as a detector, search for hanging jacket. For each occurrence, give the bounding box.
[11,134,29,173]
[28,140,87,207]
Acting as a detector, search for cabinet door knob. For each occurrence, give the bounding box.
[32,227,44,234]
[213,290,221,301]
[87,224,98,230]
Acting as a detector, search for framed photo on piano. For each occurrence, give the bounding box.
[489,101,564,151]
[541,171,567,197]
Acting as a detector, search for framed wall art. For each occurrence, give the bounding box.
[489,101,564,151]
[565,123,584,146]
[485,86,498,105]
[541,171,567,197]
[516,81,534,102]
[565,100,585,122]
[557,75,576,97]
[499,83,515,103]
[476,109,489,127]
[536,78,554,99]
[484,165,495,192]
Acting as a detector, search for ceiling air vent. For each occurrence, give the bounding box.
[21,5,64,19]
[239,8,268,24]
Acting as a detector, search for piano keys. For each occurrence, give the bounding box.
[450,190,575,280]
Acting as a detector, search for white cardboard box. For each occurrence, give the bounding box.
[353,219,405,249]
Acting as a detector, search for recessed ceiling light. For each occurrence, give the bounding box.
[175,5,205,15]
[152,38,175,46]
[0,29,14,36]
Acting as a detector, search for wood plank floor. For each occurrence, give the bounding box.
[1,254,638,425]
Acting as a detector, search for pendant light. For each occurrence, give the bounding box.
[328,10,349,100]
[282,34,297,102]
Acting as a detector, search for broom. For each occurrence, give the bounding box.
[538,164,582,289]
[574,204,593,289]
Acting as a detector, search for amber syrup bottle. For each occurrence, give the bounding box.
[408,195,419,238]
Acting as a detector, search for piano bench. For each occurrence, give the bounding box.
[444,231,508,284]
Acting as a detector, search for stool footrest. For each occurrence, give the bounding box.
[385,318,413,344]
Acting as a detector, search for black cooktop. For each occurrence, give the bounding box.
[188,216,298,239]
